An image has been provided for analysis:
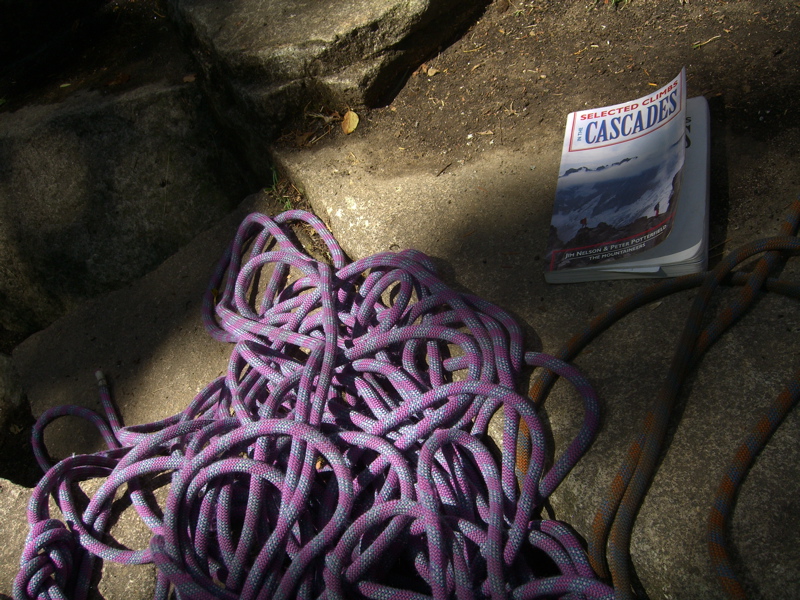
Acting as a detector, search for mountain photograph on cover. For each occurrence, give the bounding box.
[547,100,686,272]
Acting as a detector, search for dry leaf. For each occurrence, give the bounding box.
[183,74,196,83]
[107,73,131,86]
[295,131,314,147]
[426,67,440,77]
[341,110,359,134]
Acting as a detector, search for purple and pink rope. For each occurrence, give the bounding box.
[16,210,613,600]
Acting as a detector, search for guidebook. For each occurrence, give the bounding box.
[544,68,710,283]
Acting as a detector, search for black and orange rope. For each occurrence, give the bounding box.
[527,199,800,598]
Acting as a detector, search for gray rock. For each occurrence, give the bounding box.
[169,0,489,175]
[7,194,279,598]
[0,353,24,447]
[11,192,275,461]
[0,478,31,599]
[0,83,255,338]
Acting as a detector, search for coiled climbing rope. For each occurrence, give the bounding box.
[16,200,800,599]
[15,210,614,600]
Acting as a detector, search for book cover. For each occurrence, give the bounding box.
[545,68,688,281]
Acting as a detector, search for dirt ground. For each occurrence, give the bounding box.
[351,0,800,265]
[274,0,800,268]
[2,2,798,398]
[6,0,798,167]
[372,0,800,161]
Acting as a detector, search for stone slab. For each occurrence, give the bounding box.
[0,82,255,338]
[11,194,278,462]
